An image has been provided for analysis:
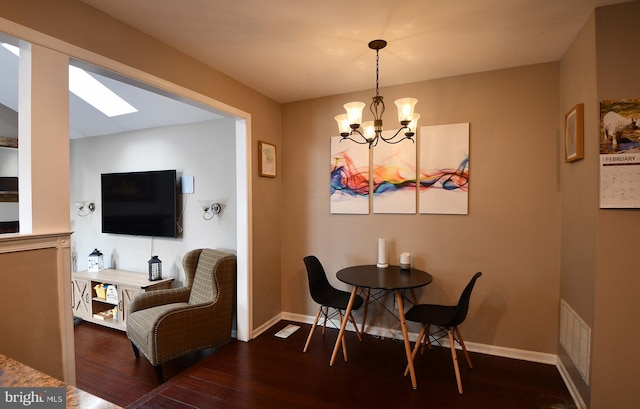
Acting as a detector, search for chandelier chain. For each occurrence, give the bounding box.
[375,49,380,97]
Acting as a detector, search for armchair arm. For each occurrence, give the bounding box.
[128,287,191,314]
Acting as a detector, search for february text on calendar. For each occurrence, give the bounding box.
[599,153,640,208]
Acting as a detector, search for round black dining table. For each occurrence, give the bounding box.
[337,264,432,290]
[330,264,432,389]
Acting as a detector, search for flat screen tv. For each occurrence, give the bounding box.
[101,169,178,238]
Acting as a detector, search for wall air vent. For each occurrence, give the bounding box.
[559,299,591,385]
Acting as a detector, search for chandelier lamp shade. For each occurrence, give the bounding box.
[335,39,420,148]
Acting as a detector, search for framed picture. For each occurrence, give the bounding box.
[258,141,277,177]
[564,103,584,163]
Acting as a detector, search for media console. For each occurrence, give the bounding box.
[71,269,173,331]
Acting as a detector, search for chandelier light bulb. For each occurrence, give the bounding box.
[343,101,366,126]
[408,113,420,130]
[395,98,418,123]
[335,114,351,136]
[361,121,376,141]
[404,114,421,137]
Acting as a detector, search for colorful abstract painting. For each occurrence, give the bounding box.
[330,136,370,214]
[419,123,469,214]
[372,130,417,214]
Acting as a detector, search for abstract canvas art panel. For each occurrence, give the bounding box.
[330,136,370,214]
[372,130,417,214]
[419,123,469,214]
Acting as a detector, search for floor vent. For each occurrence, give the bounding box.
[559,299,591,385]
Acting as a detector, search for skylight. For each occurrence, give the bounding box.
[68,66,138,117]
[1,43,138,117]
[1,43,19,56]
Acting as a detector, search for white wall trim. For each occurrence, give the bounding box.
[282,311,556,363]
[556,357,588,409]
[234,117,252,342]
[280,312,361,335]
[464,341,557,365]
[280,311,583,408]
[253,313,284,338]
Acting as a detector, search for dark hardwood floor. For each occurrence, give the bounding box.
[75,320,576,408]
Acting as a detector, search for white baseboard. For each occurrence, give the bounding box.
[281,312,362,334]
[276,311,584,408]
[464,340,557,365]
[281,312,554,362]
[556,357,587,409]
[252,313,284,338]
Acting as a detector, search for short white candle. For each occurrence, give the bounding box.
[400,252,411,269]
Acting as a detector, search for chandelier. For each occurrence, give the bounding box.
[335,39,420,149]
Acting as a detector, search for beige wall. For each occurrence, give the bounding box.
[591,3,640,408]
[0,234,73,382]
[558,2,640,407]
[281,63,562,353]
[558,12,598,407]
[0,248,61,375]
[19,43,71,234]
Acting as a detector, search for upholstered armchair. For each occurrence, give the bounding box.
[126,248,237,382]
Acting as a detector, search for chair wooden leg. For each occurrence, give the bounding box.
[338,311,348,362]
[404,324,427,376]
[322,306,328,335]
[414,325,427,358]
[330,287,358,366]
[448,329,463,394]
[424,324,432,352]
[130,341,140,359]
[322,307,329,335]
[421,328,428,350]
[349,313,363,342]
[454,326,473,368]
[303,307,323,352]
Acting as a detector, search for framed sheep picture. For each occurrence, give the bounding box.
[564,103,584,163]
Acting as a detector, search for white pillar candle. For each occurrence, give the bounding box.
[377,238,388,268]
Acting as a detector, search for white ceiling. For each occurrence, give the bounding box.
[67,64,224,139]
[0,0,631,139]
[80,0,629,104]
[0,41,223,139]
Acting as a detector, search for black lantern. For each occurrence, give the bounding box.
[148,255,162,281]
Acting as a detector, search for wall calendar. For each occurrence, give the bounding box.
[599,153,640,208]
[599,99,640,209]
